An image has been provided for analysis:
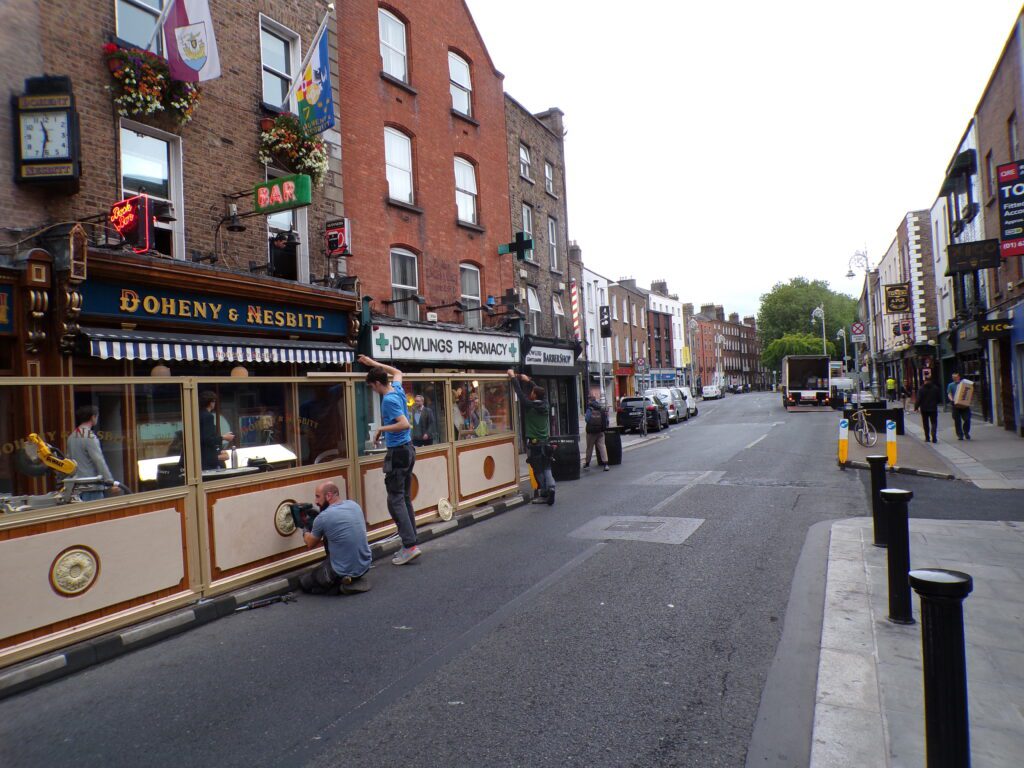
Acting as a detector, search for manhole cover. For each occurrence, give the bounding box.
[570,515,704,545]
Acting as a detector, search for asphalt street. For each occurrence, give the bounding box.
[3,393,988,768]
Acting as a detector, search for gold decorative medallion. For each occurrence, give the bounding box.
[50,546,99,596]
[275,500,297,537]
[438,498,453,522]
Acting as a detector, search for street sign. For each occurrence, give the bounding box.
[851,321,866,343]
[633,356,648,374]
[851,321,865,335]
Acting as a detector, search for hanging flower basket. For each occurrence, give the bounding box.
[102,43,201,126]
[258,114,328,187]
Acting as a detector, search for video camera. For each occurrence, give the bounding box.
[289,502,320,532]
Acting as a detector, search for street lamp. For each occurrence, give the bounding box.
[835,328,847,373]
[847,250,878,396]
[811,305,826,355]
[714,332,724,387]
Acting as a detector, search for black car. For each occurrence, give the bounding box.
[616,395,670,432]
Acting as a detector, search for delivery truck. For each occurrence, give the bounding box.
[781,355,831,408]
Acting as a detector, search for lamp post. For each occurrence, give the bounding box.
[714,332,724,387]
[836,328,847,373]
[811,305,826,355]
[687,318,698,388]
[847,250,878,397]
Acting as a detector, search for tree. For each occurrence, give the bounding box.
[757,278,858,349]
[761,333,837,371]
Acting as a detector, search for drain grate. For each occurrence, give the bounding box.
[570,515,704,545]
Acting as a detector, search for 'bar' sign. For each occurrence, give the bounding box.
[253,174,312,215]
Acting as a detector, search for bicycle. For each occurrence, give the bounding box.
[849,407,877,447]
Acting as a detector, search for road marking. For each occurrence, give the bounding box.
[744,434,768,450]
[652,470,714,512]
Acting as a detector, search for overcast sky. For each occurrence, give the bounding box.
[466,0,1022,318]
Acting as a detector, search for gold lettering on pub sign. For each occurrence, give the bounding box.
[118,289,325,330]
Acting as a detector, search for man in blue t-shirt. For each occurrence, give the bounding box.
[300,481,372,595]
[358,354,420,565]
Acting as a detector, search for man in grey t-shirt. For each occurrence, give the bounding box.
[300,481,372,595]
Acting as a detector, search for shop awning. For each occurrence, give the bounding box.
[81,327,354,365]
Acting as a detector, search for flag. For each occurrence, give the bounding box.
[163,0,221,82]
[296,23,335,134]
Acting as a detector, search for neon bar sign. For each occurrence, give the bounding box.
[109,194,152,253]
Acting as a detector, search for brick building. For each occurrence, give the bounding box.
[608,280,649,399]
[692,304,763,390]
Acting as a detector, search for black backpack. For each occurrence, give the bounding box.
[585,404,605,431]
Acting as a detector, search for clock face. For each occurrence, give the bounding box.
[20,111,70,160]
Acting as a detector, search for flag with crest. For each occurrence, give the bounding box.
[163,0,221,82]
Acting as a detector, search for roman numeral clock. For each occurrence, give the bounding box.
[12,76,81,193]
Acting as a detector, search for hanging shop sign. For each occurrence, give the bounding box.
[253,174,312,216]
[371,323,518,364]
[883,283,911,314]
[979,319,1013,340]
[109,194,153,253]
[80,280,348,337]
[997,160,1024,258]
[325,218,351,257]
[945,239,1001,275]
[0,284,13,334]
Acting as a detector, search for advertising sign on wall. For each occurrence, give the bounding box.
[997,160,1024,258]
[884,283,911,314]
[945,239,1001,274]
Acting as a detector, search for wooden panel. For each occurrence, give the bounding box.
[0,500,189,650]
[456,437,517,503]
[207,467,348,578]
[359,450,450,529]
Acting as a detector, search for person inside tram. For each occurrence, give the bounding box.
[199,390,234,470]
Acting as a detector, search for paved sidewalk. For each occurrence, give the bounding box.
[811,518,1024,767]
[901,410,1024,490]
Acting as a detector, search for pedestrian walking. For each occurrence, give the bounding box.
[358,354,421,565]
[508,369,556,505]
[914,372,942,443]
[946,372,973,441]
[583,389,610,472]
[66,405,121,501]
[886,376,897,402]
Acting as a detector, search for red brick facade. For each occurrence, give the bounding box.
[336,0,511,323]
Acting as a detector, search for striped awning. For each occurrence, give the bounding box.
[81,327,353,366]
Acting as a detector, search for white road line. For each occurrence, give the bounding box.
[651,470,713,513]
[744,434,768,450]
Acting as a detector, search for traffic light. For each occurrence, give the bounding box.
[599,305,612,338]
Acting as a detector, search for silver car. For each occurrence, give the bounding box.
[672,386,698,418]
[644,387,686,423]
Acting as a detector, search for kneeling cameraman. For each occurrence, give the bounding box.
[300,481,372,595]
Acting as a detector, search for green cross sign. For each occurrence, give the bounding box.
[509,343,518,357]
[375,332,390,351]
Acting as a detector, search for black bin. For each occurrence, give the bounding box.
[549,435,581,481]
[603,428,623,466]
[843,406,905,436]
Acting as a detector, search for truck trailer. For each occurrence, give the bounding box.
[781,355,831,408]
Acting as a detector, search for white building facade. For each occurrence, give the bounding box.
[581,266,614,402]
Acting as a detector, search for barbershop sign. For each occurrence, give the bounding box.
[372,324,518,364]
[80,281,348,337]
[524,344,576,369]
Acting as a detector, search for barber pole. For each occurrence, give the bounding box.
[570,279,581,340]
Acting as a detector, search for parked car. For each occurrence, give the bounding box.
[644,387,686,423]
[702,384,723,400]
[672,386,698,417]
[617,395,670,432]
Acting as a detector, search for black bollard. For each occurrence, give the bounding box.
[866,454,888,548]
[880,488,914,624]
[909,569,973,768]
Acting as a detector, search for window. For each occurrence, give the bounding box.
[460,264,481,329]
[631,304,637,326]
[261,19,298,109]
[985,150,996,200]
[117,0,164,54]
[526,286,542,336]
[385,128,414,204]
[552,294,565,338]
[586,282,593,307]
[548,218,560,271]
[519,143,532,179]
[454,157,478,224]
[451,380,512,440]
[390,249,419,321]
[599,287,605,305]
[1010,113,1020,160]
[120,122,182,258]
[611,299,617,321]
[521,204,534,260]
[378,8,408,82]
[265,168,308,281]
[448,52,472,115]
[544,161,555,194]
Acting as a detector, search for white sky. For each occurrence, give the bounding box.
[466,0,1023,317]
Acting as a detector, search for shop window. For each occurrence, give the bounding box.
[119,122,183,259]
[390,248,419,320]
[297,383,349,465]
[379,8,408,82]
[197,383,297,476]
[116,0,164,54]
[454,156,478,224]
[385,127,414,204]
[448,52,472,116]
[261,18,298,109]
[526,286,542,336]
[460,263,482,329]
[452,379,512,440]
[355,379,450,456]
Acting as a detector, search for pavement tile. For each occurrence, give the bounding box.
[970,724,1024,767]
[981,647,1024,687]
[828,536,865,561]
[826,555,868,585]
[816,648,880,712]
[821,608,875,654]
[809,703,887,768]
[883,710,926,768]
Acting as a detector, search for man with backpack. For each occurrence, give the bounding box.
[583,389,610,472]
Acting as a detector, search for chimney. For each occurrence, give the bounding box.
[743,315,756,328]
[715,306,725,321]
[534,107,565,138]
[682,303,694,317]
[700,303,716,316]
[728,312,740,324]
[569,240,582,264]
[651,279,669,295]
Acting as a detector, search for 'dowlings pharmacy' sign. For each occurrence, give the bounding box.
[372,324,519,364]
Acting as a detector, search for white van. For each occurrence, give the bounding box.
[672,386,698,417]
[702,384,722,400]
